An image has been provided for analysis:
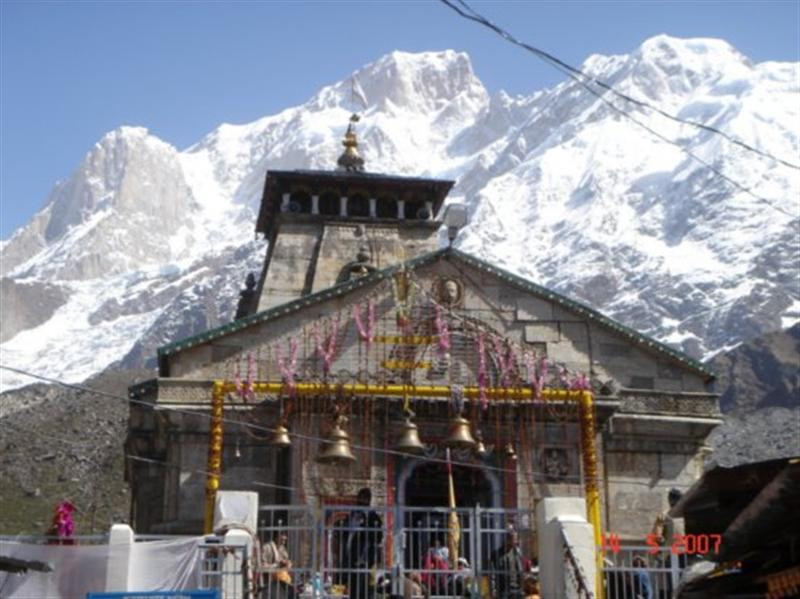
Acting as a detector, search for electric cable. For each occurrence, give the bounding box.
[441,0,800,171]
[0,364,590,483]
[439,0,800,219]
[0,365,687,489]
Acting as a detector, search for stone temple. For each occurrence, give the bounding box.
[126,117,719,557]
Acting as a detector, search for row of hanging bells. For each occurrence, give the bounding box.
[270,414,515,464]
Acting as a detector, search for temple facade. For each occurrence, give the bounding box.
[126,120,720,552]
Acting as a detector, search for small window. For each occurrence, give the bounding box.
[318,191,339,216]
[376,196,397,218]
[404,199,428,220]
[288,191,311,214]
[348,194,370,217]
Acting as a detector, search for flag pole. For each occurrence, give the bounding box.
[446,448,460,565]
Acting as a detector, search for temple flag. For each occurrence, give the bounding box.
[446,448,460,564]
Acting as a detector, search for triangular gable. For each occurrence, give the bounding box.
[157,247,713,381]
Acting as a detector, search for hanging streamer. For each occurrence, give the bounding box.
[312,319,339,376]
[570,372,590,390]
[435,304,451,355]
[537,356,548,398]
[491,335,516,387]
[276,338,299,397]
[477,331,488,410]
[353,299,376,346]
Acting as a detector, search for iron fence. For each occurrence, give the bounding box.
[603,545,683,599]
[197,536,249,599]
[257,505,539,599]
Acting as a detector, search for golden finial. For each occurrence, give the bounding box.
[337,113,365,172]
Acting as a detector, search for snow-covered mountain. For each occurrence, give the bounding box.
[1,36,798,392]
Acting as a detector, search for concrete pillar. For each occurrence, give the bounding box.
[280,193,290,212]
[312,195,320,215]
[537,497,597,599]
[105,523,134,592]
[340,196,348,217]
[397,200,405,219]
[369,198,377,218]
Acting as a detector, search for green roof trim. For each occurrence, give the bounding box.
[156,248,448,358]
[445,248,713,380]
[157,247,713,380]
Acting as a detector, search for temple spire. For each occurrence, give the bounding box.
[337,113,365,172]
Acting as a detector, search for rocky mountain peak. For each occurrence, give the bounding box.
[311,49,487,116]
[1,37,797,392]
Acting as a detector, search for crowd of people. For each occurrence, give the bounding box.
[257,488,542,599]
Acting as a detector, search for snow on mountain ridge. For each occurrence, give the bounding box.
[1,37,798,392]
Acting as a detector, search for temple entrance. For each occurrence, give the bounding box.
[404,460,494,507]
[399,459,499,570]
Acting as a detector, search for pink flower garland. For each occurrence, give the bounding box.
[276,339,299,396]
[491,336,516,387]
[524,351,537,387]
[353,299,376,346]
[435,305,450,355]
[313,320,339,376]
[537,356,548,398]
[558,365,569,389]
[570,373,590,391]
[477,331,488,410]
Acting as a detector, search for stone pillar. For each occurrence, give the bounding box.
[397,200,405,219]
[369,198,377,218]
[280,193,290,212]
[537,497,597,599]
[105,523,134,592]
[340,196,348,217]
[312,195,320,215]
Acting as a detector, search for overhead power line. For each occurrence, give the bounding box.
[1,366,701,490]
[441,0,800,171]
[0,365,583,483]
[439,0,799,220]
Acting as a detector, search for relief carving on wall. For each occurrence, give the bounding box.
[433,276,464,308]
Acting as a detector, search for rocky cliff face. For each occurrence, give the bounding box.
[1,38,798,393]
[709,324,800,467]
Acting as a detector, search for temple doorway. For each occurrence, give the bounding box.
[404,460,494,507]
[399,459,500,570]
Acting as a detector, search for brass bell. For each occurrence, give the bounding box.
[394,418,426,455]
[474,432,488,459]
[504,442,517,461]
[270,424,292,448]
[316,419,356,465]
[443,415,476,449]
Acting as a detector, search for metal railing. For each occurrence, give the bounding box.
[257,505,539,599]
[603,545,684,599]
[197,536,249,599]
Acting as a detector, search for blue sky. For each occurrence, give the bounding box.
[2,0,798,239]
